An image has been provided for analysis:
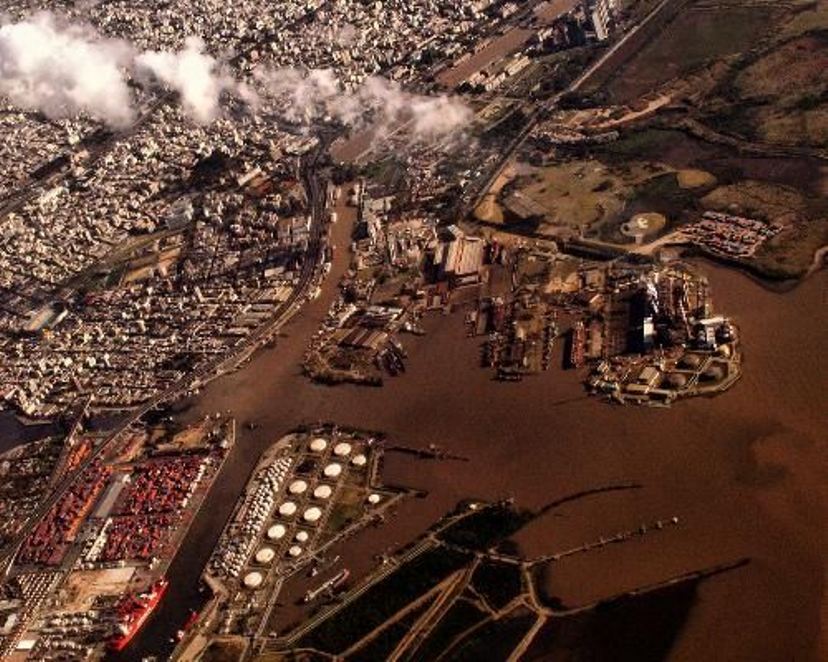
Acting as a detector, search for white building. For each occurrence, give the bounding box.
[591,0,620,41]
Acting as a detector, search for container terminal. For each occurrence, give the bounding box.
[0,417,234,659]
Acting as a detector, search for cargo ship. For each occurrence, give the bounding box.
[303,568,349,603]
[569,321,586,369]
[108,578,169,652]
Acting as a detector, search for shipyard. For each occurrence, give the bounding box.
[148,258,825,662]
[0,0,826,660]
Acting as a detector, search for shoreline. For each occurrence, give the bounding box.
[680,246,822,295]
[118,258,828,661]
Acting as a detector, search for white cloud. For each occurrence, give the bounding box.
[0,12,135,126]
[257,67,472,142]
[0,12,472,140]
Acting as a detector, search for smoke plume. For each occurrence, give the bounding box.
[135,36,245,125]
[256,67,342,125]
[257,67,473,142]
[0,12,471,139]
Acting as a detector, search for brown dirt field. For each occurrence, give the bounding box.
[518,161,630,227]
[737,35,828,102]
[169,422,210,450]
[61,567,135,611]
[474,195,505,224]
[474,166,514,224]
[607,6,776,103]
[781,0,828,40]
[677,169,716,190]
[701,181,809,224]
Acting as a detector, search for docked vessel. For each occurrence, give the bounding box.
[303,568,349,603]
[108,578,169,652]
[569,321,586,369]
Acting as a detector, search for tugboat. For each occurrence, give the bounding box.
[381,350,399,376]
[389,337,407,359]
[176,609,200,641]
[108,578,169,652]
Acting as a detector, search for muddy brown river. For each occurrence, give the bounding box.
[124,203,828,661]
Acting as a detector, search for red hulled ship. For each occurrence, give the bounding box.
[108,578,169,652]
